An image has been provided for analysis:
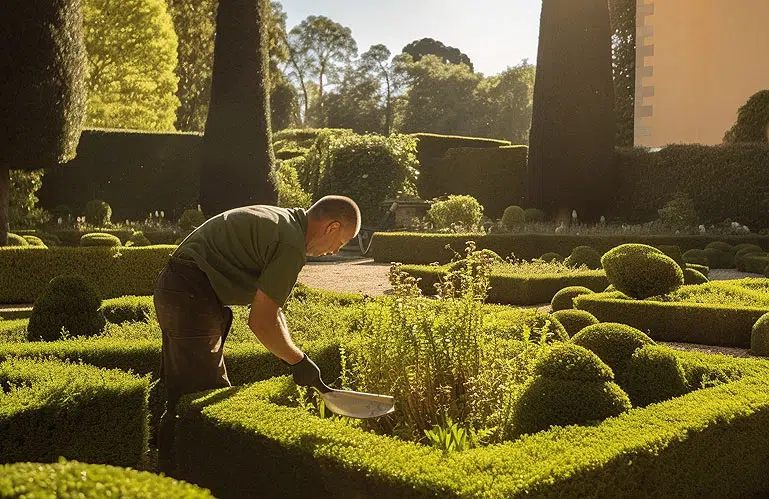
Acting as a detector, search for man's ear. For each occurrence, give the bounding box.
[325,221,341,234]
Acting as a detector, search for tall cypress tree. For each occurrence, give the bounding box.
[0,0,87,245]
[527,0,616,222]
[200,0,277,217]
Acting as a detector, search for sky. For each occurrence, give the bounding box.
[279,0,543,76]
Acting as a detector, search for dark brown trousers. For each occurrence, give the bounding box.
[154,257,233,472]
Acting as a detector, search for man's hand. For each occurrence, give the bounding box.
[285,354,325,390]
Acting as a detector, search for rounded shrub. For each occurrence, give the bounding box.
[524,208,546,223]
[703,247,732,268]
[601,244,684,299]
[683,267,708,285]
[127,231,151,247]
[427,195,484,230]
[552,309,599,337]
[22,235,46,247]
[513,344,631,436]
[179,208,206,231]
[27,275,106,341]
[656,244,685,269]
[682,249,708,266]
[84,199,112,226]
[501,205,526,229]
[751,313,769,356]
[0,460,214,498]
[733,243,763,254]
[572,322,655,377]
[551,286,594,311]
[6,233,29,246]
[705,241,733,253]
[533,343,613,382]
[685,263,709,277]
[565,246,602,269]
[735,246,765,271]
[81,232,122,247]
[621,345,689,407]
[539,252,563,263]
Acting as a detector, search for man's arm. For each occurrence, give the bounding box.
[248,289,304,365]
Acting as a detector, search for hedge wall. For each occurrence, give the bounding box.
[175,356,769,498]
[402,264,607,305]
[37,128,203,222]
[615,143,769,229]
[574,292,768,348]
[371,233,769,265]
[0,358,150,467]
[0,246,176,303]
[0,460,213,498]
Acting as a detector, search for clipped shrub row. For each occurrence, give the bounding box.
[0,460,213,498]
[401,264,608,305]
[174,353,769,498]
[12,228,185,246]
[0,357,150,467]
[370,232,769,265]
[0,246,174,303]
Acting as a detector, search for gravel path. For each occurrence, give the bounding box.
[298,258,392,296]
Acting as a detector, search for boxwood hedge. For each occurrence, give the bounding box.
[174,352,769,498]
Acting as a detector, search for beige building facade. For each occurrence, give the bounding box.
[634,0,769,147]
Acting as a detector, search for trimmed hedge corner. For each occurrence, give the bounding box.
[0,358,150,467]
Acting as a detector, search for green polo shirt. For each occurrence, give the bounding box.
[173,206,308,307]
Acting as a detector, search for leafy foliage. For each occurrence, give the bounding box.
[601,243,684,299]
[724,89,769,143]
[27,275,106,341]
[427,195,484,231]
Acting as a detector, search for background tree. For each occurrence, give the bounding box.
[265,2,298,130]
[473,61,535,144]
[286,15,358,126]
[609,0,636,147]
[166,0,216,132]
[324,65,384,133]
[200,0,276,216]
[360,44,397,134]
[396,54,481,136]
[84,0,179,131]
[0,0,87,245]
[402,38,474,72]
[527,0,616,222]
[723,90,769,143]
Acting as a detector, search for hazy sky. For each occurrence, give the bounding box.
[279,0,543,76]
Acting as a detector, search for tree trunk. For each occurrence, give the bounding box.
[0,164,9,246]
[384,76,392,135]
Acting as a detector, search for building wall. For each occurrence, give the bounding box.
[634,0,769,146]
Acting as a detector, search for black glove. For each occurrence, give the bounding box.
[283,354,329,392]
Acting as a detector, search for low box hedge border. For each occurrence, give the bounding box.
[0,357,151,468]
[0,246,175,303]
[371,233,769,265]
[574,291,768,348]
[0,459,214,498]
[174,352,769,499]
[11,228,185,246]
[402,264,608,305]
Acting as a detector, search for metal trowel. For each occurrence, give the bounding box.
[311,378,395,419]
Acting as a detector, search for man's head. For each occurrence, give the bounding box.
[305,195,361,257]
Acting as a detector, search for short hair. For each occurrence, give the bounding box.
[308,195,361,235]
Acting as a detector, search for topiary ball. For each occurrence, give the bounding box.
[703,247,732,268]
[27,275,106,341]
[621,345,689,407]
[685,263,709,277]
[22,235,47,247]
[750,313,769,356]
[0,460,214,498]
[572,322,655,378]
[683,267,708,285]
[682,249,708,266]
[533,343,614,382]
[705,241,733,253]
[80,232,122,247]
[601,244,684,299]
[552,309,599,337]
[127,231,151,247]
[513,344,631,436]
[551,286,594,311]
[501,205,526,229]
[565,246,602,269]
[524,208,546,223]
[657,244,685,269]
[539,252,563,263]
[179,208,206,231]
[735,246,765,271]
[84,199,112,226]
